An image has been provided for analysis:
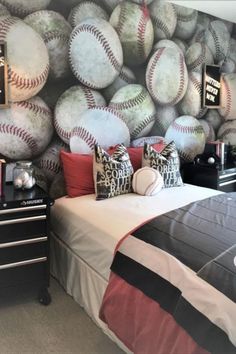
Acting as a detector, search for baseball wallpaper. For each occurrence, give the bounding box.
[0,0,235,197]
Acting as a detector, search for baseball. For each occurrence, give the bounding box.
[185,42,214,73]
[172,38,188,55]
[0,96,53,160]
[132,167,164,196]
[208,157,215,165]
[165,115,206,162]
[101,0,123,13]
[205,20,230,63]
[152,39,184,55]
[68,1,109,28]
[0,16,49,102]
[0,0,51,17]
[69,106,130,154]
[217,120,236,145]
[109,84,156,140]
[178,71,207,119]
[218,73,236,120]
[103,65,136,102]
[24,10,72,81]
[34,137,68,182]
[146,46,188,105]
[54,85,106,144]
[109,1,154,66]
[149,0,177,41]
[204,109,224,133]
[131,136,166,148]
[149,105,178,137]
[173,5,198,40]
[198,119,216,142]
[69,17,123,89]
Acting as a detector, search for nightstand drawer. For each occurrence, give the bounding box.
[0,240,48,265]
[0,217,47,243]
[0,261,47,288]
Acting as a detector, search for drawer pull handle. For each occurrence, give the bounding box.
[219,179,236,187]
[0,204,47,215]
[0,215,46,225]
[0,257,47,270]
[0,236,47,248]
[219,172,236,180]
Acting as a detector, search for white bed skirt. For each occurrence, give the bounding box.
[50,232,131,354]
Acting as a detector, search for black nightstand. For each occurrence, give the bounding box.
[0,184,54,305]
[182,163,236,192]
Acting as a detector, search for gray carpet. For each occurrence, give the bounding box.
[0,277,125,354]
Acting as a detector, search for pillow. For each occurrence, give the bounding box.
[132,167,164,196]
[108,143,165,173]
[142,141,183,188]
[60,150,94,197]
[93,144,133,200]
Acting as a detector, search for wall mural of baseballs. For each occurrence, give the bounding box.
[0,0,236,198]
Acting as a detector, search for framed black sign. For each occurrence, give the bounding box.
[203,64,221,108]
[0,42,8,108]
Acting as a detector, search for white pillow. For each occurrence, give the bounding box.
[132,167,164,196]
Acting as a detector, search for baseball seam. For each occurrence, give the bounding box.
[43,31,69,44]
[190,73,207,118]
[72,126,98,150]
[90,106,130,131]
[69,24,122,86]
[39,159,61,175]
[0,0,37,16]
[110,89,147,110]
[16,101,52,116]
[119,68,135,84]
[151,16,171,39]
[145,171,159,195]
[146,47,165,103]
[222,76,231,119]
[0,123,38,155]
[188,43,206,71]
[218,128,236,140]
[171,120,204,134]
[54,118,71,143]
[137,10,148,62]
[82,86,97,108]
[8,65,49,91]
[70,1,106,28]
[0,16,18,40]
[131,113,155,140]
[209,23,221,61]
[115,3,127,37]
[177,10,197,23]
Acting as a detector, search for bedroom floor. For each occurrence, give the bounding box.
[0,277,125,354]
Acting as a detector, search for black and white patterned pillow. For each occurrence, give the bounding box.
[93,144,134,200]
[142,141,183,188]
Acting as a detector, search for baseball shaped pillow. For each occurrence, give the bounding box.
[132,167,164,196]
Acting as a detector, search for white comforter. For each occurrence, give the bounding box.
[51,184,222,281]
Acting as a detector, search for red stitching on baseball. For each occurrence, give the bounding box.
[69,23,122,86]
[81,86,97,108]
[169,52,185,106]
[8,65,49,90]
[72,126,98,150]
[16,101,52,116]
[90,106,130,131]
[171,120,203,134]
[44,31,69,44]
[0,16,18,40]
[118,68,135,84]
[189,73,207,118]
[70,1,106,28]
[146,47,165,103]
[222,76,232,119]
[39,160,61,175]
[54,118,71,142]
[0,124,38,155]
[131,113,155,140]
[137,9,148,62]
[110,89,147,110]
[115,3,127,37]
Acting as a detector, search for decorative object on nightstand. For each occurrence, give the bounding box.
[0,183,54,305]
[13,161,36,190]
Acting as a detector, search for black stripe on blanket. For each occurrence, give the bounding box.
[111,252,235,354]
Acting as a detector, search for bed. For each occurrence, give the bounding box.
[50,184,236,354]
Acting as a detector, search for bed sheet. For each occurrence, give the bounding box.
[51,184,221,281]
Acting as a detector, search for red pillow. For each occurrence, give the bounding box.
[108,144,165,172]
[60,150,94,197]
